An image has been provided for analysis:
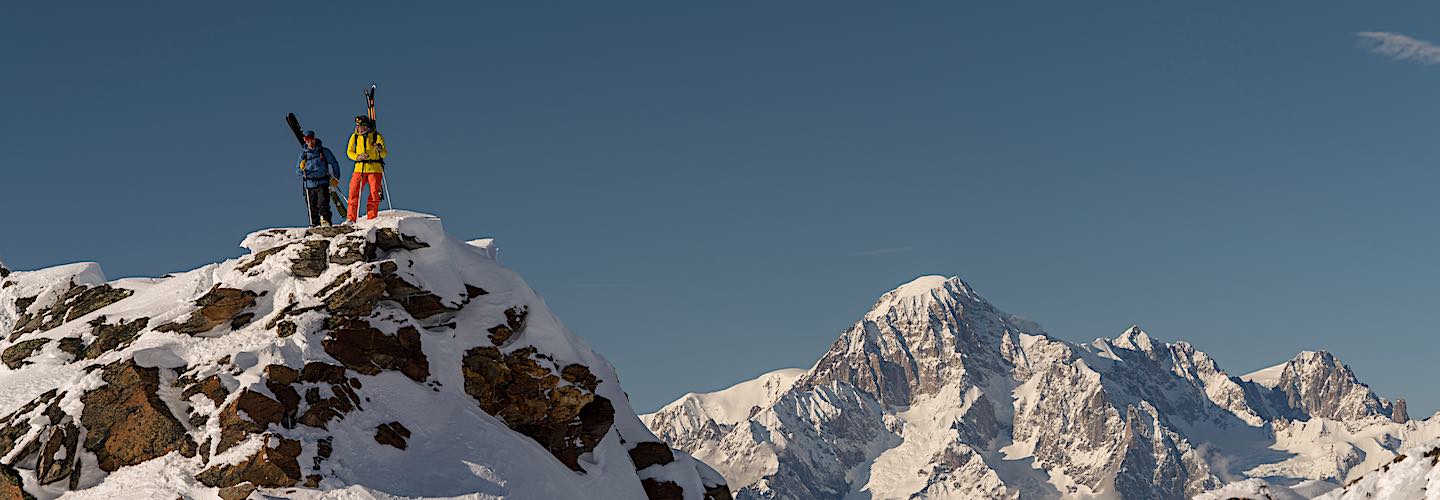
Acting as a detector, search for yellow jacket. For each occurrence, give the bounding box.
[347,130,388,173]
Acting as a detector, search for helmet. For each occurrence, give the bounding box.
[355,115,373,127]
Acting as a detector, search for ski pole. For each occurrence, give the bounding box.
[383,175,394,211]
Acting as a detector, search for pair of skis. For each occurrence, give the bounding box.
[286,112,348,219]
[364,84,393,209]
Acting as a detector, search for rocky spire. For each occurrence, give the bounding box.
[1274,350,1391,421]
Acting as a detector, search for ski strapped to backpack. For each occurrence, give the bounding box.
[365,83,394,209]
[286,112,349,219]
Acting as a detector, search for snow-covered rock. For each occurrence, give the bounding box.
[0,211,731,500]
[644,275,1413,499]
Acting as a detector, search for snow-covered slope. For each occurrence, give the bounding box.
[0,211,731,500]
[643,275,1414,499]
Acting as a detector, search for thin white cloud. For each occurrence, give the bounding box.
[1356,31,1440,65]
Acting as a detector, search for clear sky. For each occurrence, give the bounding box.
[4,2,1439,415]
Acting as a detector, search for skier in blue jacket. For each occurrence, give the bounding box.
[297,131,342,226]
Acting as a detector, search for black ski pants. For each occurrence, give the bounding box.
[305,185,332,226]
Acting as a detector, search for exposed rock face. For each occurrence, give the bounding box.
[486,306,528,346]
[373,421,411,449]
[461,345,614,471]
[0,463,32,500]
[1273,350,1393,421]
[322,319,428,382]
[291,240,330,278]
[11,282,133,337]
[216,390,286,454]
[2,339,48,369]
[1393,399,1409,424]
[323,274,386,317]
[82,316,149,359]
[196,435,303,488]
[156,286,257,335]
[80,360,195,472]
[373,228,428,251]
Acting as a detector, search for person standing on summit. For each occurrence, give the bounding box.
[347,115,387,220]
[297,131,341,227]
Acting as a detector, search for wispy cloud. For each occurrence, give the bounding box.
[1356,31,1440,65]
[851,246,925,257]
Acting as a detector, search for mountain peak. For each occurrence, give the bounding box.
[1113,325,1156,353]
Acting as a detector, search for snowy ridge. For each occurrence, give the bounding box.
[0,211,731,500]
[644,274,1413,499]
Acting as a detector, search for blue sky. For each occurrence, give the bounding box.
[4,2,1439,414]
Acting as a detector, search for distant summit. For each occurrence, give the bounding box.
[645,274,1419,499]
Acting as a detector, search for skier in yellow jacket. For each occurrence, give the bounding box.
[346,115,387,220]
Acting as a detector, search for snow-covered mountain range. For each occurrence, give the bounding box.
[643,275,1433,499]
[0,212,731,500]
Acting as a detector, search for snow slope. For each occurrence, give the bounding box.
[0,211,730,500]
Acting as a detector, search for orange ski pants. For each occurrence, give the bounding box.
[348,172,384,220]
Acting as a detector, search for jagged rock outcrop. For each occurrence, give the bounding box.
[0,211,728,499]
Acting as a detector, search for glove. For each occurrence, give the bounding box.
[330,177,340,188]
[356,153,369,161]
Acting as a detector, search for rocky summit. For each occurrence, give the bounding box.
[0,211,731,500]
[643,275,1427,500]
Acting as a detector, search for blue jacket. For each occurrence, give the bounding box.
[297,141,341,189]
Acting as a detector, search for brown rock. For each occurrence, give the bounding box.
[374,421,411,450]
[465,284,488,298]
[641,479,685,500]
[486,306,529,346]
[290,240,330,278]
[79,360,196,471]
[0,390,59,459]
[196,435,302,489]
[312,436,333,472]
[324,274,386,317]
[217,482,257,500]
[263,301,324,331]
[215,390,285,454]
[0,463,32,500]
[461,346,614,471]
[264,364,301,385]
[11,282,134,336]
[276,321,297,338]
[55,338,84,359]
[181,375,230,406]
[34,423,78,485]
[236,244,290,273]
[628,441,676,471]
[307,225,357,238]
[383,274,453,320]
[156,287,257,335]
[316,270,353,298]
[2,339,49,369]
[299,362,348,384]
[373,228,429,252]
[329,237,375,265]
[82,316,150,359]
[704,484,735,500]
[322,319,429,381]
